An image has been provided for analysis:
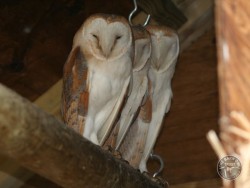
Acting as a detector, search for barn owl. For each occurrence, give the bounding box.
[113,25,152,169]
[61,14,133,145]
[139,25,179,172]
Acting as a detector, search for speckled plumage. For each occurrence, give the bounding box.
[62,14,133,145]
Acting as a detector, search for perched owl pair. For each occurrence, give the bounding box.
[61,14,179,173]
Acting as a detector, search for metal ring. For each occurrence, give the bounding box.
[149,153,164,177]
[128,0,151,27]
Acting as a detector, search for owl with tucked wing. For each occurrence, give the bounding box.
[61,14,133,145]
[114,25,152,170]
[139,25,179,172]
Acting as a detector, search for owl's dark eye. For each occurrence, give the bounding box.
[116,35,122,40]
[92,34,98,40]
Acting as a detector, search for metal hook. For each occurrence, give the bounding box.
[149,153,164,177]
[128,0,151,27]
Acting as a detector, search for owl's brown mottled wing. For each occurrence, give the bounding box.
[62,46,89,135]
[118,79,152,169]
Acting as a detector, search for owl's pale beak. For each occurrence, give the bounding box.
[102,47,111,58]
[101,38,113,58]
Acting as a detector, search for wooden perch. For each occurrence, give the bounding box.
[0,84,161,188]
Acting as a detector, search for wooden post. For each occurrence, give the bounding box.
[216,1,250,123]
[198,1,250,188]
[0,84,160,188]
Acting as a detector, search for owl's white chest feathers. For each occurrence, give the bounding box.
[87,54,132,116]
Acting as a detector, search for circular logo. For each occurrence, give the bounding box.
[217,155,242,180]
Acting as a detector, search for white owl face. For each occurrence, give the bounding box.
[80,15,133,61]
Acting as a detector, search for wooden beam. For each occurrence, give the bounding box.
[0,84,161,188]
[216,1,250,125]
[0,155,33,188]
[176,0,214,52]
[0,81,64,188]
[35,79,63,120]
[137,0,187,29]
